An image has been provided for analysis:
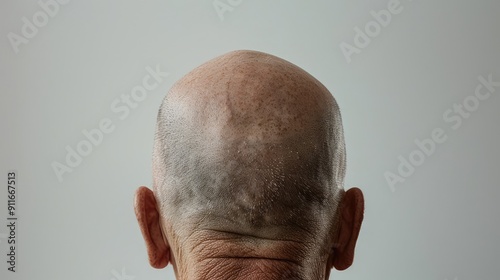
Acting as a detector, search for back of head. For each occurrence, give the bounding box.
[152,50,347,277]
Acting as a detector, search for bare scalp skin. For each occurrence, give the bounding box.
[135,50,365,280]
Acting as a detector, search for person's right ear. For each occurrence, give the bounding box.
[134,186,170,268]
[328,187,364,271]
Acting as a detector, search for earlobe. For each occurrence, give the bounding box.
[329,187,364,271]
[134,186,170,269]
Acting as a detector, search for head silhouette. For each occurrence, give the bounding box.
[134,50,364,280]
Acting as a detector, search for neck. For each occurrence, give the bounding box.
[170,229,329,280]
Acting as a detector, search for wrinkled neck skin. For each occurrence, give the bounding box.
[163,221,332,280]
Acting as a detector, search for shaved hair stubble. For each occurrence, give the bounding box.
[135,50,364,280]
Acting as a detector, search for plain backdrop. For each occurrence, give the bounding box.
[1,1,499,279]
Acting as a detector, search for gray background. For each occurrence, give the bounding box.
[1,0,499,279]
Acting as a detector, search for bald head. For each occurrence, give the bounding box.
[135,50,364,279]
[154,50,345,234]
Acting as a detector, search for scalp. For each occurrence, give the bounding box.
[165,50,334,141]
[153,50,345,239]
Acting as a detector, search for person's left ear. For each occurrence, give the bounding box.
[134,186,170,269]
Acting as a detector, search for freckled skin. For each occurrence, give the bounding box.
[135,50,364,280]
[157,50,341,229]
[168,50,333,140]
